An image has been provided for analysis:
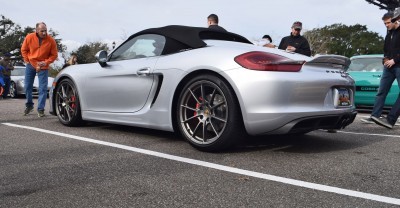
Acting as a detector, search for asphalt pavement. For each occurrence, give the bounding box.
[1,98,400,207]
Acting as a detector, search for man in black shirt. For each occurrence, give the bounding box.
[207,14,227,32]
[278,21,311,56]
[368,11,400,129]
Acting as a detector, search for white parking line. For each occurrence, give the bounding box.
[338,130,400,138]
[3,122,400,205]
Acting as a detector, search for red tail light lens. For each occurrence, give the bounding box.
[234,51,305,72]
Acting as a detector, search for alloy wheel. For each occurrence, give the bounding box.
[55,80,79,123]
[178,80,228,145]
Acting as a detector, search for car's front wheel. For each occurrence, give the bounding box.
[176,74,244,152]
[9,82,17,98]
[55,79,83,126]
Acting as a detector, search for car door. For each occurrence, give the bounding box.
[83,34,166,113]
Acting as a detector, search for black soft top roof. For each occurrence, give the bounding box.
[131,25,252,49]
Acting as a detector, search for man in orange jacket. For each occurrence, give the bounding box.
[21,22,58,117]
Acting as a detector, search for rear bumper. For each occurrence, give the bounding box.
[261,110,357,135]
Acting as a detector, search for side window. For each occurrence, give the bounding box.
[109,34,166,61]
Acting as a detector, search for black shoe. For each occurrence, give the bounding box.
[371,116,394,129]
[24,106,34,116]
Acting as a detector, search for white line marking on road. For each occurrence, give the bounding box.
[3,122,400,205]
[337,130,400,138]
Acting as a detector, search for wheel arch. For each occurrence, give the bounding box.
[52,76,84,126]
[51,75,80,113]
[171,69,244,133]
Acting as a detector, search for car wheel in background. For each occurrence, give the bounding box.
[176,74,244,152]
[9,82,17,98]
[55,79,83,126]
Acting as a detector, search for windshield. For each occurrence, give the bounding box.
[348,57,383,72]
[109,34,166,61]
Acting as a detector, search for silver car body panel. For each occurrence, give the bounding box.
[50,40,355,135]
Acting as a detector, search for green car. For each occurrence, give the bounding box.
[348,54,399,110]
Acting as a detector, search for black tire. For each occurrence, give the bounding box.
[9,82,17,98]
[176,74,244,152]
[55,79,83,126]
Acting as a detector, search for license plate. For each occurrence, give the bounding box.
[334,88,352,107]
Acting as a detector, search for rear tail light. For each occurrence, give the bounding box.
[234,51,305,72]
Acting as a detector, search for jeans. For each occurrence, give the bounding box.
[24,64,48,111]
[371,66,400,125]
[3,76,10,98]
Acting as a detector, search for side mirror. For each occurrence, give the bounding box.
[95,50,108,67]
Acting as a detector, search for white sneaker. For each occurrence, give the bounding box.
[360,117,374,124]
[371,116,394,129]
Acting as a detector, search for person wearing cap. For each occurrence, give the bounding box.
[392,7,400,23]
[362,11,400,129]
[258,35,275,48]
[278,21,311,56]
[0,52,14,99]
[207,14,227,32]
[21,22,58,117]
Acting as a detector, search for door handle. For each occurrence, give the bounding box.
[137,67,151,76]
[372,74,381,78]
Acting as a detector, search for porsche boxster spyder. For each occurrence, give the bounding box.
[49,25,357,151]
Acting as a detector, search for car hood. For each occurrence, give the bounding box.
[11,75,54,88]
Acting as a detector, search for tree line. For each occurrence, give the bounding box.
[303,23,384,56]
[0,14,384,72]
[0,15,108,75]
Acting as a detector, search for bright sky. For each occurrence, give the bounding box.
[3,0,389,52]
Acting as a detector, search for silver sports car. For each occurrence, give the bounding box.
[10,65,54,98]
[49,25,357,151]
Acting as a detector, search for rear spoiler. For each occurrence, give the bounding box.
[304,55,351,71]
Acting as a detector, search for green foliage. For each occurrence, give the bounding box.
[303,23,384,57]
[0,15,66,59]
[73,42,109,64]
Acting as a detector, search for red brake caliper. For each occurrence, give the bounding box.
[193,97,203,116]
[71,96,76,109]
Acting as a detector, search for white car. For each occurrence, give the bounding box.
[9,65,54,98]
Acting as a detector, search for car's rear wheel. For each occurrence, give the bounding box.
[176,74,244,152]
[55,79,83,126]
[9,82,17,98]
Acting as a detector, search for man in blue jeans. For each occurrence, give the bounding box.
[367,11,400,129]
[21,22,58,117]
